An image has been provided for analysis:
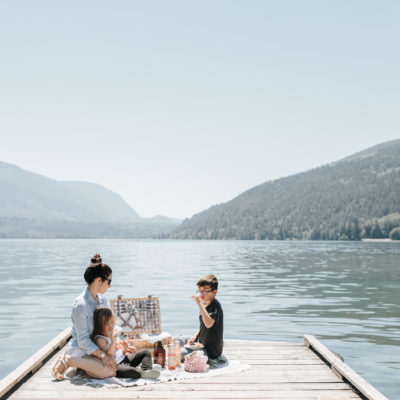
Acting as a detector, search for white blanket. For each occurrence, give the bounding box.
[69,357,249,389]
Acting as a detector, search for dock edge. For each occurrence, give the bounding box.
[0,327,72,399]
[304,335,389,400]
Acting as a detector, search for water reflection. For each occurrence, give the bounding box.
[0,240,399,398]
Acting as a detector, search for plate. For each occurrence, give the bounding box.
[184,343,204,351]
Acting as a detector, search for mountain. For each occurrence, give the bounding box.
[0,161,140,223]
[168,139,400,240]
[144,215,182,225]
[0,162,179,238]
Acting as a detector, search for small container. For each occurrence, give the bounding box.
[174,340,182,367]
[168,344,176,370]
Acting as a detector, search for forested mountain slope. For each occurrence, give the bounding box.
[169,140,400,240]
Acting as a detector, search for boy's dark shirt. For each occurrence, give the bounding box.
[197,299,223,359]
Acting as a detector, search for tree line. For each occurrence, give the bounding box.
[168,141,400,240]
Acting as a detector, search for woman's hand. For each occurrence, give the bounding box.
[102,353,117,370]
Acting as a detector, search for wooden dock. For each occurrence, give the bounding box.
[0,328,388,400]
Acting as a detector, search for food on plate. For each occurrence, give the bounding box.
[184,342,204,350]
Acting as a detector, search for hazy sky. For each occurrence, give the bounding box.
[1,1,399,219]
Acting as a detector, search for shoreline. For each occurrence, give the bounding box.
[0,237,399,241]
[361,238,396,242]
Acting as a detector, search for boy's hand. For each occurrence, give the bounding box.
[187,334,198,344]
[191,294,201,305]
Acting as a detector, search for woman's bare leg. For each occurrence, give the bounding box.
[67,355,116,379]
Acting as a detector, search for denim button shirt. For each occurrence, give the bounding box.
[70,287,108,355]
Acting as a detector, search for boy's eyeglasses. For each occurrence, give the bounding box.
[104,278,112,286]
[196,290,213,295]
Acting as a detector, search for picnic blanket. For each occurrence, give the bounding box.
[67,356,249,388]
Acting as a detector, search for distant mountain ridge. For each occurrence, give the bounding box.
[0,161,140,223]
[168,139,400,240]
[0,162,179,238]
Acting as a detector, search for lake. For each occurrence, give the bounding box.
[0,239,399,399]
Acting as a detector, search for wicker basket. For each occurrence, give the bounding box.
[110,295,162,336]
[127,336,173,350]
[126,337,173,356]
[111,295,173,354]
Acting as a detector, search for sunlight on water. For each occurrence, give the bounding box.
[0,240,399,398]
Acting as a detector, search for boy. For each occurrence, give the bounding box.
[186,274,224,360]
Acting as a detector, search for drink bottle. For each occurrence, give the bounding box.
[174,340,182,367]
[168,344,176,370]
[154,341,166,368]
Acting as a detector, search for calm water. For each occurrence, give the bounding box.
[0,240,399,398]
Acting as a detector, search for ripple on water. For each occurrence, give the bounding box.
[0,240,399,399]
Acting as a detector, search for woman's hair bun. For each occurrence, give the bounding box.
[90,254,102,266]
[84,253,112,284]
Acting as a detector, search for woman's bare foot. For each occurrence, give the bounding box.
[51,353,69,380]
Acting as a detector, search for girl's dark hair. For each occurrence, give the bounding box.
[84,254,112,284]
[91,307,114,341]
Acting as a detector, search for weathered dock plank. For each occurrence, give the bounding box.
[9,390,361,399]
[18,381,353,391]
[305,335,389,400]
[1,333,389,400]
[0,327,71,399]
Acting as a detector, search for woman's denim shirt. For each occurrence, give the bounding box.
[70,287,108,355]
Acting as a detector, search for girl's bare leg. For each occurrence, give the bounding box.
[67,355,116,379]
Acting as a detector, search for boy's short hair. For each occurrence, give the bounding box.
[197,274,218,291]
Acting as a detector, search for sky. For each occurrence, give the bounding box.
[0,1,399,219]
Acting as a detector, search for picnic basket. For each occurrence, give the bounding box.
[110,294,172,352]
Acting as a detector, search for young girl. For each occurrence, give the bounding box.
[91,308,160,379]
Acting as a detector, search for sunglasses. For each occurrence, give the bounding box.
[196,290,213,295]
[104,278,112,286]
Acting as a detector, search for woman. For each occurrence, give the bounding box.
[52,254,117,380]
